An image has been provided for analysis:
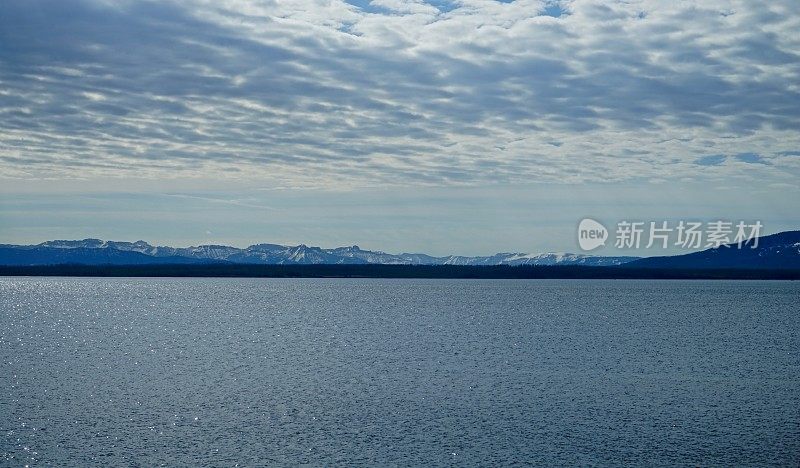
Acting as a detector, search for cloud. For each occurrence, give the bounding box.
[0,0,799,187]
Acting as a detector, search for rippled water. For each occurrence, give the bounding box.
[1,277,798,466]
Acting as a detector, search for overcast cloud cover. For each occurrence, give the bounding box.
[1,0,799,252]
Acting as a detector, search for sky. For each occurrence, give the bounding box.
[1,0,799,255]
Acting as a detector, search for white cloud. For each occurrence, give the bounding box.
[0,0,798,187]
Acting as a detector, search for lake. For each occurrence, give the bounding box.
[1,277,798,466]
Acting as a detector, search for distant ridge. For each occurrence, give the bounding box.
[625,231,800,270]
[2,231,798,270]
[0,238,637,267]
[0,246,211,266]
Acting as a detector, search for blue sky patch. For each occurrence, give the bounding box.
[735,152,767,164]
[696,155,727,166]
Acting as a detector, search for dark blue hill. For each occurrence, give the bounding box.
[625,231,800,269]
[0,246,214,266]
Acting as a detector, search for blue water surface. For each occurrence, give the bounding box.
[1,278,798,466]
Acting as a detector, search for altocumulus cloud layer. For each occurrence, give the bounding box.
[1,0,799,187]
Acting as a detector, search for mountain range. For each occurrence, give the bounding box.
[0,238,637,267]
[1,231,798,269]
